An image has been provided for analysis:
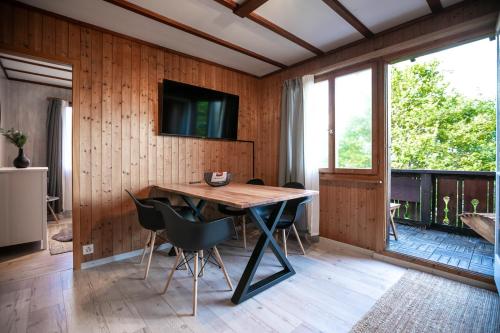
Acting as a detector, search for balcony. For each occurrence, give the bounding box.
[387,169,495,276]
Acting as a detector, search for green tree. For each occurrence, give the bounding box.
[390,60,495,171]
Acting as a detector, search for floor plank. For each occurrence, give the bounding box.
[0,231,407,333]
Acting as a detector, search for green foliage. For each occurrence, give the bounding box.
[0,128,28,149]
[390,60,495,171]
[337,114,371,169]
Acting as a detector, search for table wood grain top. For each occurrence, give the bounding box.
[155,183,318,209]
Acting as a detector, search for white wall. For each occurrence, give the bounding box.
[0,80,71,167]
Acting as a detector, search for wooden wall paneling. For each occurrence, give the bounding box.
[71,59,81,269]
[164,136,172,185]
[121,39,132,252]
[111,36,123,255]
[27,11,42,52]
[139,44,149,246]
[156,49,164,186]
[185,138,192,183]
[147,47,157,186]
[171,136,179,185]
[79,28,92,261]
[13,7,28,50]
[67,23,80,60]
[90,29,103,260]
[101,33,113,258]
[0,2,14,46]
[42,15,55,56]
[178,136,186,183]
[1,1,258,265]
[130,42,141,250]
[139,44,148,191]
[55,19,69,58]
[191,139,199,182]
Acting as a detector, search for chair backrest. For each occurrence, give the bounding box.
[282,182,309,224]
[125,190,167,231]
[153,200,234,251]
[247,178,265,185]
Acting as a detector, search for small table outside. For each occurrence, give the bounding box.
[390,203,401,241]
[155,182,318,304]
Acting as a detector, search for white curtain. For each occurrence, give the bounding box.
[61,106,72,213]
[303,75,321,236]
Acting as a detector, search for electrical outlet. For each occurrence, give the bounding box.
[82,244,94,255]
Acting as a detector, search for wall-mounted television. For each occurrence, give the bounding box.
[159,79,239,140]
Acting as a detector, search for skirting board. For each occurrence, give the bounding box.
[81,243,172,270]
[318,237,496,291]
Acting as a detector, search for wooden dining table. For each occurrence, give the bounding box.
[154,182,318,304]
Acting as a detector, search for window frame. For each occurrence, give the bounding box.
[314,62,379,176]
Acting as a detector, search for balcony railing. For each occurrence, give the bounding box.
[391,169,495,232]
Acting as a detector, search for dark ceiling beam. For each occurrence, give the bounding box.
[103,0,286,68]
[321,0,373,38]
[233,0,269,18]
[4,67,72,81]
[0,60,9,79]
[426,0,443,14]
[213,0,323,55]
[7,78,72,90]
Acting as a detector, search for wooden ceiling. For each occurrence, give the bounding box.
[17,0,464,77]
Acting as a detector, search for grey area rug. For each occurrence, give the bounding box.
[48,221,73,255]
[351,270,500,333]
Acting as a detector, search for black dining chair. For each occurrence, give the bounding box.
[217,178,265,250]
[153,200,234,316]
[274,182,311,257]
[126,190,192,279]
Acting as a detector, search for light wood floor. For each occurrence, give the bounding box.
[0,234,407,333]
[0,218,73,284]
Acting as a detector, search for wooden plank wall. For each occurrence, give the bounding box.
[0,1,257,265]
[255,0,499,252]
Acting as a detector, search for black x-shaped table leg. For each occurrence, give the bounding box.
[231,200,295,304]
[181,196,207,222]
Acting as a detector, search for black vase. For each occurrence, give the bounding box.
[13,148,30,168]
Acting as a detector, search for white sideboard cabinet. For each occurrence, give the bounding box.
[0,167,48,249]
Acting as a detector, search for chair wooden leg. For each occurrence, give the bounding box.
[390,211,399,241]
[242,216,247,250]
[47,203,59,223]
[199,250,204,277]
[139,231,151,264]
[213,246,233,290]
[144,232,156,280]
[179,249,190,273]
[292,224,306,255]
[162,250,181,294]
[281,229,288,258]
[193,252,199,316]
[232,218,239,240]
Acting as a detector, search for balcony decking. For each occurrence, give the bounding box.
[387,224,494,276]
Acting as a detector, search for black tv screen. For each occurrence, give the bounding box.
[159,79,239,140]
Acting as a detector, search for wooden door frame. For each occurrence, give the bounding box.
[381,34,498,286]
[0,46,81,269]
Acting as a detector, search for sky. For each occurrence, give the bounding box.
[392,37,497,100]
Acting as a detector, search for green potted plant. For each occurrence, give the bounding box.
[0,128,30,168]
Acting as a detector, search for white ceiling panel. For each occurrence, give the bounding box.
[0,53,72,70]
[338,0,431,34]
[1,59,72,80]
[255,0,363,52]
[127,0,315,65]
[6,70,72,88]
[18,0,280,76]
